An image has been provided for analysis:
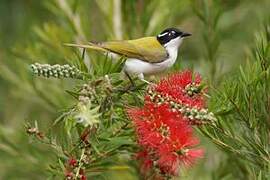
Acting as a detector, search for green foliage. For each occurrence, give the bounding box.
[39,67,144,179]
[192,0,223,83]
[201,24,270,179]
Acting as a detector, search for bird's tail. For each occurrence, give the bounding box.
[63,42,107,52]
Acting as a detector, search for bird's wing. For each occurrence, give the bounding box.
[101,37,168,63]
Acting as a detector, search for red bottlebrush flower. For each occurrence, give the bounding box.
[65,171,74,179]
[79,169,87,180]
[68,157,77,167]
[128,102,177,149]
[183,149,204,167]
[157,146,204,175]
[127,102,203,176]
[150,70,205,108]
[80,175,87,180]
[136,150,153,174]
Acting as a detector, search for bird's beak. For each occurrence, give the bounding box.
[182,32,192,37]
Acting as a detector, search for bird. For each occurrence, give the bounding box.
[64,27,191,83]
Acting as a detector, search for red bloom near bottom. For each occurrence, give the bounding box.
[128,102,203,177]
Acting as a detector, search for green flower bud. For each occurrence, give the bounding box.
[30,63,83,79]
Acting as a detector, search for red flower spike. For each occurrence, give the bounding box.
[136,150,153,175]
[81,175,87,180]
[68,157,77,167]
[181,149,204,167]
[79,168,87,180]
[127,102,204,176]
[157,146,204,175]
[65,171,74,179]
[150,70,205,108]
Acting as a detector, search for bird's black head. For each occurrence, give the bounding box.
[157,28,191,45]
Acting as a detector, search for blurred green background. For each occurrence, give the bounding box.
[0,0,269,179]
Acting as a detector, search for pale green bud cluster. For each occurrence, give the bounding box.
[175,106,216,125]
[30,63,82,79]
[147,89,216,125]
[75,84,100,127]
[78,83,96,104]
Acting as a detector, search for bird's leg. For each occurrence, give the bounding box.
[81,48,86,60]
[124,71,136,90]
[138,73,155,86]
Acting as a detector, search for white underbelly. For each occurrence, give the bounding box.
[124,56,176,75]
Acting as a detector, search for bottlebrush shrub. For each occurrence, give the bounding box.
[29,61,215,179]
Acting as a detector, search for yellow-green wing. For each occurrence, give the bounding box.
[100,37,168,63]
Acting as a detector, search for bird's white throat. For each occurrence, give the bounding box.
[163,37,182,67]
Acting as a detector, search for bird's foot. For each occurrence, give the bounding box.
[138,73,156,86]
[140,79,156,86]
